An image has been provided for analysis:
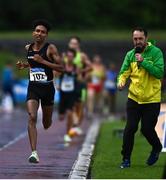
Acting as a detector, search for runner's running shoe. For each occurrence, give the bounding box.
[74,127,83,135]
[64,134,72,143]
[28,151,39,163]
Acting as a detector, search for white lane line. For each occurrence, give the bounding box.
[0,131,27,151]
[0,109,44,152]
[0,120,43,152]
[69,118,101,179]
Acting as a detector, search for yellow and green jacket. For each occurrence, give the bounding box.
[117,42,164,104]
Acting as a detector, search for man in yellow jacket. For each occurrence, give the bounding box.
[117,27,164,168]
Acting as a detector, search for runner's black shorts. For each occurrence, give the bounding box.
[26,81,55,106]
[58,91,76,114]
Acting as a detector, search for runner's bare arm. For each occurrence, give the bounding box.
[48,44,62,64]
[25,44,30,51]
[16,44,30,70]
[81,53,93,73]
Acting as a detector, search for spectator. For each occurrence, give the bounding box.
[117,27,164,168]
[2,60,16,107]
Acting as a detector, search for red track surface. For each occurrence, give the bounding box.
[0,109,90,179]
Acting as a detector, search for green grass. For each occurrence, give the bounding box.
[0,30,130,40]
[90,120,166,179]
[1,30,166,40]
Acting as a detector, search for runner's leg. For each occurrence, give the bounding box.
[27,99,39,151]
[42,105,54,129]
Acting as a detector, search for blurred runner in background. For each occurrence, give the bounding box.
[87,54,106,117]
[68,36,92,134]
[58,48,79,143]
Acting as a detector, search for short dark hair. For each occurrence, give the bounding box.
[33,19,51,32]
[132,27,148,37]
[67,48,76,57]
[69,36,81,44]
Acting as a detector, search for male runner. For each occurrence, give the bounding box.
[58,48,78,142]
[16,19,64,163]
[68,36,92,133]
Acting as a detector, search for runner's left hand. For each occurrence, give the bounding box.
[33,54,43,63]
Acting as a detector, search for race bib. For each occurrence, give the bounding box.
[92,76,100,85]
[105,80,116,89]
[61,75,74,92]
[30,68,47,82]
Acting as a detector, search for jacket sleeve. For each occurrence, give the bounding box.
[117,52,131,85]
[140,49,164,79]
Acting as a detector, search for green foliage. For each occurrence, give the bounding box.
[0,0,166,30]
[1,30,166,41]
[91,120,166,179]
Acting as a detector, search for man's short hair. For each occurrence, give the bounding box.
[132,27,148,37]
[33,19,51,32]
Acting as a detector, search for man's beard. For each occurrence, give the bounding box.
[135,44,145,53]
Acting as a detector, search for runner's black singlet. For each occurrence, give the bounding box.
[27,43,53,82]
[26,43,55,105]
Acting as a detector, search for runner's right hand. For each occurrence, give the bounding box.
[16,61,24,70]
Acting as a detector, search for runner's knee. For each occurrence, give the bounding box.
[28,112,37,123]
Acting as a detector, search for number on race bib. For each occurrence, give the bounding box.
[30,68,48,82]
[61,75,74,92]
